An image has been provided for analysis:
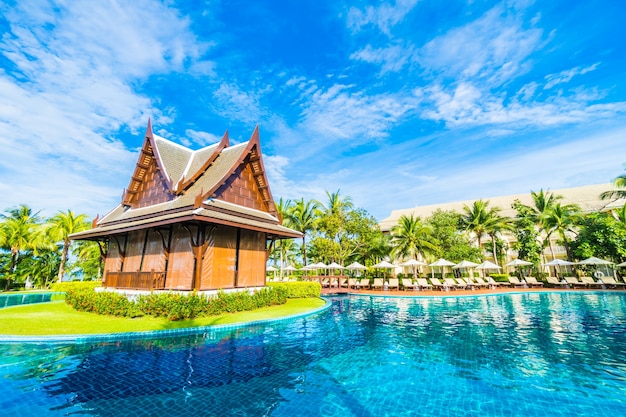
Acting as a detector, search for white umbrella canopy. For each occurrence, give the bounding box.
[505,259,533,267]
[372,260,396,279]
[327,262,344,269]
[476,261,502,270]
[400,259,427,267]
[543,259,575,266]
[346,261,367,270]
[577,257,613,265]
[617,261,626,267]
[282,265,298,272]
[429,258,456,279]
[453,260,479,269]
[309,262,328,268]
[266,265,278,272]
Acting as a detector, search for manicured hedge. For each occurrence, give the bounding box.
[489,274,509,283]
[65,286,288,321]
[51,281,102,292]
[266,281,321,298]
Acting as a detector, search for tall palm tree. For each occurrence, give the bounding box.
[320,189,353,216]
[285,198,321,266]
[46,210,90,282]
[460,199,504,261]
[543,203,581,262]
[0,205,43,276]
[600,170,626,201]
[390,214,436,262]
[529,189,563,259]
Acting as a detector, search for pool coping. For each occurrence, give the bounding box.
[0,298,332,345]
[346,289,626,299]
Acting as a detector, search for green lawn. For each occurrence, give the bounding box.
[0,298,326,336]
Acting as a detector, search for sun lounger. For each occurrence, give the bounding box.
[453,278,470,289]
[580,276,604,288]
[507,276,526,288]
[321,277,331,288]
[564,276,586,288]
[417,278,432,290]
[429,278,447,290]
[402,278,417,290]
[474,277,490,287]
[487,277,503,288]
[444,278,463,290]
[372,278,384,290]
[546,277,568,287]
[600,277,626,289]
[348,278,359,289]
[340,278,349,288]
[387,278,399,290]
[359,278,371,289]
[524,276,544,287]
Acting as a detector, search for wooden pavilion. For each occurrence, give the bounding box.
[70,121,301,291]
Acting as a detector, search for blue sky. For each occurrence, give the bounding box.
[1,0,626,221]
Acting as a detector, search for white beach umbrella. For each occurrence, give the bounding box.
[476,261,502,278]
[346,261,367,270]
[617,261,626,267]
[327,262,344,270]
[577,257,614,279]
[543,259,575,278]
[372,260,396,279]
[266,265,278,271]
[400,259,427,277]
[453,260,479,279]
[429,258,456,279]
[505,259,533,267]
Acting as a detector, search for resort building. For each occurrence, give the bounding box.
[379,183,623,264]
[70,121,301,292]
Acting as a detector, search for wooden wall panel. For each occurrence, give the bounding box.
[237,230,266,287]
[141,229,166,272]
[200,226,236,290]
[103,239,122,275]
[133,154,172,208]
[122,231,144,272]
[166,225,195,290]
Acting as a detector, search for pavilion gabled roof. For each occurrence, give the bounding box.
[72,121,299,241]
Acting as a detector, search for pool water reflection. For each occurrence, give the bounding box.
[1,292,625,416]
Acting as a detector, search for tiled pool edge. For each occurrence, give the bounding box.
[0,297,332,345]
[349,289,626,299]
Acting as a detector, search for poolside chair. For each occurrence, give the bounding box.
[487,277,503,289]
[417,278,433,291]
[507,276,526,288]
[546,277,568,288]
[387,278,400,290]
[524,276,544,287]
[580,276,604,288]
[402,278,417,290]
[348,278,359,289]
[600,277,626,289]
[564,276,586,288]
[453,278,470,290]
[321,277,331,288]
[372,278,384,290]
[444,278,463,290]
[340,278,349,288]
[359,278,371,290]
[429,278,447,291]
[473,277,490,288]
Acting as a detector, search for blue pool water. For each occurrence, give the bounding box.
[1,292,625,416]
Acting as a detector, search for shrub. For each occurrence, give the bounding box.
[51,281,102,292]
[266,281,321,298]
[489,273,509,283]
[65,288,142,318]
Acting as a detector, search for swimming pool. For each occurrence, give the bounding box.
[1,292,625,416]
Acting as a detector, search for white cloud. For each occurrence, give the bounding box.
[347,0,419,36]
[544,63,600,89]
[350,42,415,74]
[184,129,224,147]
[0,1,209,216]
[211,83,263,124]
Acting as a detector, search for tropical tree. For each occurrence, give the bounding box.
[570,212,626,263]
[600,169,626,201]
[426,210,481,262]
[390,214,436,262]
[543,202,581,262]
[0,205,45,285]
[511,200,543,268]
[73,240,104,281]
[46,210,90,282]
[285,198,320,266]
[316,190,353,241]
[460,199,506,263]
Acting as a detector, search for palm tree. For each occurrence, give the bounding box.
[390,214,436,262]
[600,170,626,201]
[46,210,90,282]
[285,198,320,266]
[528,189,563,259]
[460,199,504,262]
[0,205,43,275]
[543,203,581,262]
[322,189,354,216]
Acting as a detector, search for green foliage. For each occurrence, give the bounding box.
[65,288,143,317]
[65,287,288,321]
[426,210,481,262]
[51,281,102,292]
[511,200,542,265]
[489,273,509,282]
[267,281,321,298]
[570,212,626,262]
